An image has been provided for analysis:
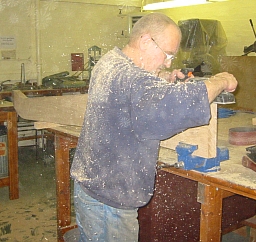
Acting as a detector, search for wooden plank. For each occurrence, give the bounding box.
[160,103,217,158]
[13,90,87,126]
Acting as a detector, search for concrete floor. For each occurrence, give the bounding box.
[0,146,253,242]
[0,147,59,241]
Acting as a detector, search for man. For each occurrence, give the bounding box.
[70,13,237,242]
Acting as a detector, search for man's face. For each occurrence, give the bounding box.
[144,25,181,75]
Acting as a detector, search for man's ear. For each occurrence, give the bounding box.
[139,34,152,51]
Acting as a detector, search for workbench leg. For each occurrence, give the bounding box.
[7,111,19,200]
[197,183,223,242]
[55,135,71,242]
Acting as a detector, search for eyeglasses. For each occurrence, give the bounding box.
[151,38,176,61]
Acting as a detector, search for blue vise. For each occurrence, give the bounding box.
[175,142,229,172]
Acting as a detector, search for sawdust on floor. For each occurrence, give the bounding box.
[0,147,61,242]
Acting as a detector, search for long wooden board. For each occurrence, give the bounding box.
[13,90,87,126]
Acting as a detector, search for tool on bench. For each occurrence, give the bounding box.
[213,91,236,104]
[242,145,256,172]
[158,142,229,172]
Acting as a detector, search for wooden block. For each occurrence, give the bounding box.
[253,117,256,125]
[13,90,87,126]
[160,103,217,158]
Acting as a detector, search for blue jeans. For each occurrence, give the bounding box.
[74,182,139,242]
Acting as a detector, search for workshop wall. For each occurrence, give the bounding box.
[39,1,137,80]
[0,1,139,82]
[0,2,33,83]
[0,0,255,84]
[158,0,256,57]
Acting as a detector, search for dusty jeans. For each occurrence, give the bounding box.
[74,182,139,242]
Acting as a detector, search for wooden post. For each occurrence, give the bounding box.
[197,183,223,241]
[7,111,19,199]
[55,135,72,240]
[54,133,78,242]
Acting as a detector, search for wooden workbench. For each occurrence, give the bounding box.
[0,86,88,100]
[139,112,256,241]
[0,86,87,201]
[47,112,256,242]
[0,102,18,200]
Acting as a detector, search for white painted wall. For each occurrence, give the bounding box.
[0,0,140,82]
[0,0,255,83]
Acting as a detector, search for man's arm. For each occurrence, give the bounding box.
[204,72,238,103]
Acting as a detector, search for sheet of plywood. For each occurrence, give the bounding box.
[160,103,217,158]
[13,90,87,126]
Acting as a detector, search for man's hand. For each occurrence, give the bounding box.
[205,72,238,103]
[158,69,194,83]
[213,72,238,92]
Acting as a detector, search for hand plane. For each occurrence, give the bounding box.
[175,68,194,83]
[213,91,236,104]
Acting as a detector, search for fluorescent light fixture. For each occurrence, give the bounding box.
[143,0,211,10]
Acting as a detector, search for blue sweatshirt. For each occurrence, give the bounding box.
[70,47,211,209]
